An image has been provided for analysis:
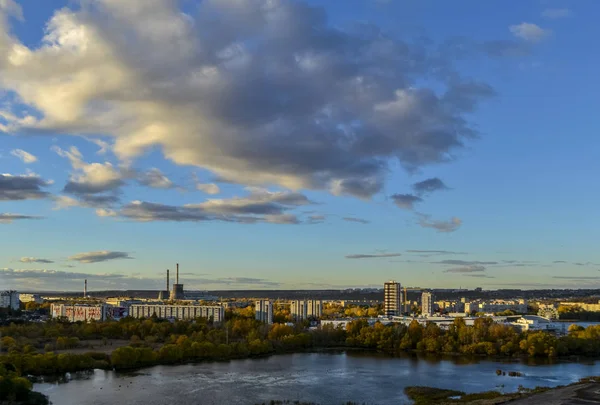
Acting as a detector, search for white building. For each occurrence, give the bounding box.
[509,315,566,333]
[291,299,322,321]
[421,292,434,316]
[51,304,107,322]
[384,281,401,317]
[0,291,20,311]
[255,300,273,324]
[19,293,43,304]
[129,304,224,322]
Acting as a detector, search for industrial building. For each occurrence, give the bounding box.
[170,263,185,300]
[291,299,322,321]
[0,291,20,310]
[129,304,224,322]
[51,304,107,322]
[255,300,273,324]
[421,291,434,316]
[384,281,401,317]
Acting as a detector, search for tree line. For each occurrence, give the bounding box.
[1,312,600,377]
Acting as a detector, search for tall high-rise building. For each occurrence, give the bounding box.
[0,291,20,311]
[384,281,401,317]
[255,300,273,324]
[421,291,434,316]
[290,299,322,321]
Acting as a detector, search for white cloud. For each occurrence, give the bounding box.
[509,22,550,43]
[542,8,571,19]
[10,149,37,163]
[95,208,117,217]
[68,250,133,263]
[137,168,173,189]
[196,183,220,195]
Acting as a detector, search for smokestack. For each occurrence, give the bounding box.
[167,269,170,292]
[84,279,87,297]
[176,263,179,284]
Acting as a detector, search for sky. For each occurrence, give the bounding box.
[1,0,599,292]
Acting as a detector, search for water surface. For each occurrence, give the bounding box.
[35,353,600,405]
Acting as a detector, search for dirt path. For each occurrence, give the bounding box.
[506,383,600,405]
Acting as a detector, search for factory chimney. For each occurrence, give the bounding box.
[166,269,170,292]
[84,279,87,297]
[176,263,179,284]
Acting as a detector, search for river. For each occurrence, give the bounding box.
[35,353,600,405]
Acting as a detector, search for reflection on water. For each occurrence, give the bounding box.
[35,352,600,405]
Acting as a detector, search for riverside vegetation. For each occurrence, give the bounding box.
[2,309,600,403]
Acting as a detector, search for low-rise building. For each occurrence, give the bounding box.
[129,304,224,322]
[509,315,566,334]
[0,291,20,310]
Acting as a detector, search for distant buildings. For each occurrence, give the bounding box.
[559,301,600,312]
[421,291,434,316]
[291,299,322,321]
[255,300,273,324]
[465,299,528,314]
[19,293,43,304]
[0,291,20,311]
[129,304,224,322]
[384,281,401,317]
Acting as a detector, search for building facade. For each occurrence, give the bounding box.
[421,292,434,316]
[0,291,20,310]
[129,304,224,322]
[384,281,401,317]
[290,299,322,321]
[255,300,273,324]
[51,304,107,322]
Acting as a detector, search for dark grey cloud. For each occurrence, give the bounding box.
[346,253,402,259]
[412,178,448,195]
[0,213,42,223]
[0,1,498,201]
[417,214,462,233]
[444,265,486,273]
[553,261,567,264]
[343,217,370,224]
[68,251,133,264]
[19,257,54,264]
[391,194,423,210]
[0,174,50,201]
[434,260,498,265]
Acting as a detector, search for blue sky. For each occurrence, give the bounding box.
[1,0,599,292]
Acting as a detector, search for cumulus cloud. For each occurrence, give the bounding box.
[542,8,571,19]
[137,168,173,189]
[343,217,369,224]
[346,253,402,259]
[510,23,550,43]
[0,173,51,200]
[10,149,37,163]
[444,265,485,273]
[68,250,133,263]
[0,213,42,223]
[19,257,54,264]
[0,0,493,202]
[391,194,422,210]
[196,183,220,195]
[417,214,462,233]
[412,178,448,195]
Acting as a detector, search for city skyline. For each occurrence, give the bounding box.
[1,0,600,292]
